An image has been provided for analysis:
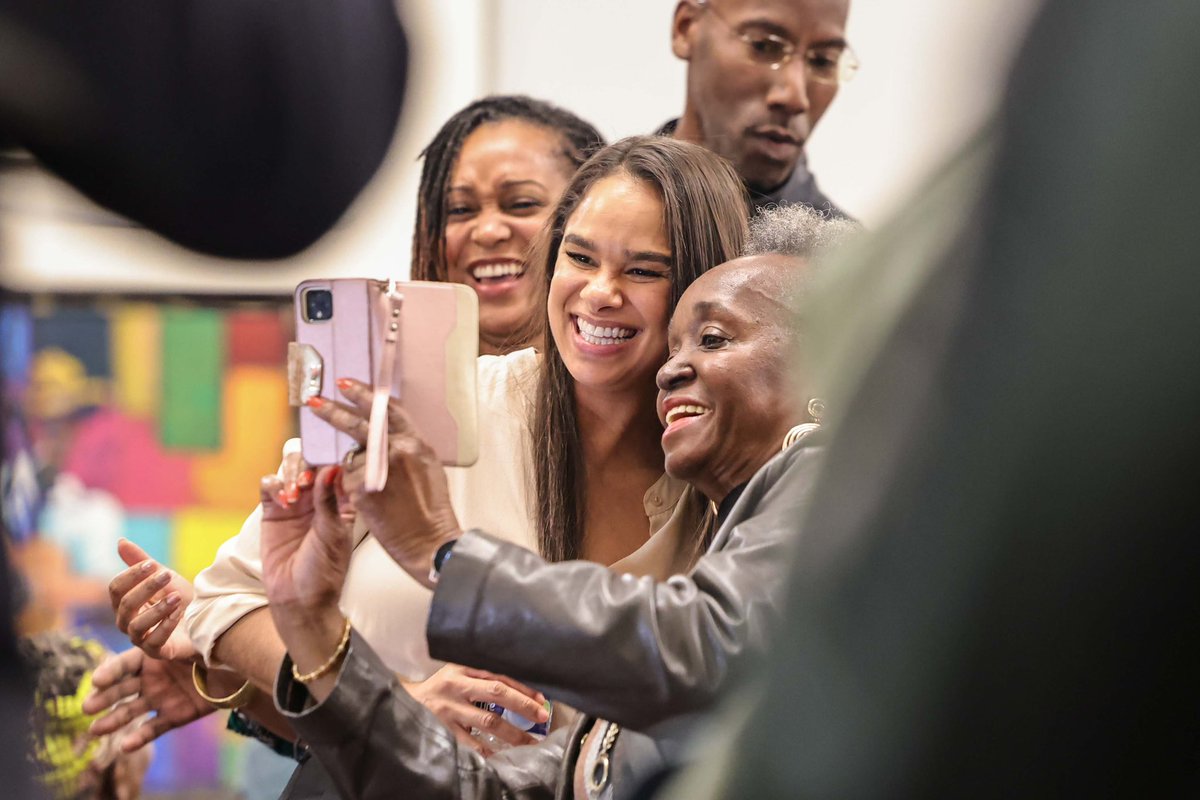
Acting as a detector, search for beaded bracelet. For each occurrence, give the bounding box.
[290,617,352,685]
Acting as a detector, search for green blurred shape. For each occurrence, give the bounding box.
[160,308,224,449]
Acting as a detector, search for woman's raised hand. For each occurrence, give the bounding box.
[107,539,197,663]
[306,379,461,588]
[259,465,354,653]
[402,663,550,756]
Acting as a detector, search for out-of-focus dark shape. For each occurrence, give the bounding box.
[1,3,407,796]
[0,0,408,259]
[666,0,1200,795]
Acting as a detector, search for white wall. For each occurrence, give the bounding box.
[486,0,686,142]
[0,0,1041,293]
[486,0,1041,222]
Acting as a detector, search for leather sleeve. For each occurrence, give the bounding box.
[276,630,564,800]
[427,443,824,731]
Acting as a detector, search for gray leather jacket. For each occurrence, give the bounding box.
[275,434,826,799]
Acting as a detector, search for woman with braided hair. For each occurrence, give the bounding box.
[410,96,605,354]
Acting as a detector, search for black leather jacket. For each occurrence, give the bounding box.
[275,434,826,799]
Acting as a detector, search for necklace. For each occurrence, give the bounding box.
[586,720,620,798]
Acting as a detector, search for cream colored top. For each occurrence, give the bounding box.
[184,348,702,681]
[186,349,539,679]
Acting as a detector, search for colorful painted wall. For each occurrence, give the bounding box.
[1,294,296,795]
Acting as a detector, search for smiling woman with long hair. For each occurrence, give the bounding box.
[90,137,749,779]
[257,205,853,800]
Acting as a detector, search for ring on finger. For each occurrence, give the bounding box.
[342,444,366,468]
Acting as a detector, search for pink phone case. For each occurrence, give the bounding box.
[292,279,479,467]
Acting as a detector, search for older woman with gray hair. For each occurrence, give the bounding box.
[259,204,856,800]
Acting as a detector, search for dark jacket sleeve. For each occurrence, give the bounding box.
[427,443,825,731]
[0,0,406,258]
[276,630,564,800]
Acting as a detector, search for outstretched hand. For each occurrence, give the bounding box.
[306,379,461,587]
[82,648,214,752]
[107,539,196,663]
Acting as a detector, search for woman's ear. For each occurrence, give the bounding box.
[671,1,700,61]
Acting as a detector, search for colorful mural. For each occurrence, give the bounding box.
[1,294,296,796]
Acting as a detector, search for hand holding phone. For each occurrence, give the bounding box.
[290,279,479,467]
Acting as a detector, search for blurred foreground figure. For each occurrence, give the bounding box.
[21,632,150,800]
[667,0,1200,796]
[0,0,408,258]
[0,1,408,795]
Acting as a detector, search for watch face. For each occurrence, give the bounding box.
[434,539,458,574]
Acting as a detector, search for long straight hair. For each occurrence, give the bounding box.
[528,136,750,562]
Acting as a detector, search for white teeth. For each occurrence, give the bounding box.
[575,317,635,346]
[471,262,524,280]
[665,405,710,425]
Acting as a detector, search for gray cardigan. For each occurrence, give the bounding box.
[274,434,826,799]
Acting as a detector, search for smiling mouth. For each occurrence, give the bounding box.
[664,404,710,426]
[574,315,637,347]
[469,260,525,284]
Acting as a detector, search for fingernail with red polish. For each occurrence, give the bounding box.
[276,490,291,507]
[306,396,325,409]
[336,378,353,391]
[286,487,300,502]
[298,470,314,488]
[324,466,342,485]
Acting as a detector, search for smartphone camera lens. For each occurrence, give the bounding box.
[304,289,333,322]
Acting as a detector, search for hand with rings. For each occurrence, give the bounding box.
[305,378,462,588]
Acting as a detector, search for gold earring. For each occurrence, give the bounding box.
[807,397,825,424]
[782,398,825,451]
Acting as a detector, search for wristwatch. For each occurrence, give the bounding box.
[429,538,458,584]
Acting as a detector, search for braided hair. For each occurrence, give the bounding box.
[410,95,605,283]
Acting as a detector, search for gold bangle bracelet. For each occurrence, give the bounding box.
[191,662,256,710]
[291,617,352,685]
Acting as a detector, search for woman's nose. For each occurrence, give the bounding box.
[580,271,622,310]
[471,210,512,247]
[656,353,694,390]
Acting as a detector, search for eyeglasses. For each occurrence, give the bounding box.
[694,0,860,85]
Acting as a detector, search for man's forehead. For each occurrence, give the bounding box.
[719,0,850,30]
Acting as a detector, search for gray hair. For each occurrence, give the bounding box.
[744,203,859,259]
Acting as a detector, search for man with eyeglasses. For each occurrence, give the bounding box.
[662,0,857,217]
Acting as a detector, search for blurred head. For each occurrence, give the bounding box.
[411,96,604,355]
[657,203,856,501]
[20,633,150,800]
[532,135,750,561]
[671,0,855,194]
